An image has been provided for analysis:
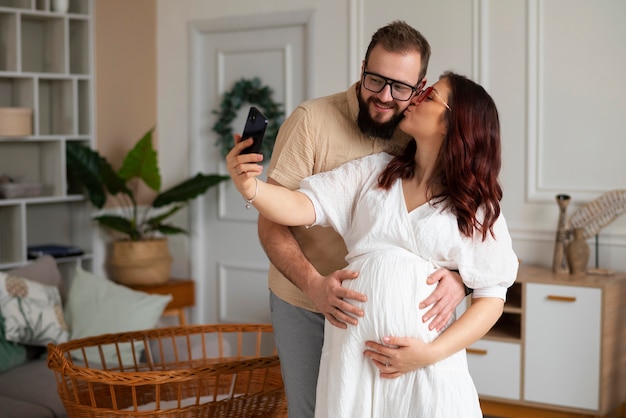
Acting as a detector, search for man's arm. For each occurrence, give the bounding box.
[257,178,366,328]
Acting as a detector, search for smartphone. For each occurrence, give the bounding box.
[240,106,268,154]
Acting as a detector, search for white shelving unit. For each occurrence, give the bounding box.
[0,0,94,273]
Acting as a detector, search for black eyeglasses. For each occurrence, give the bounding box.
[361,71,419,101]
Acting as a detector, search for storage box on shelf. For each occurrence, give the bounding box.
[0,0,94,272]
[0,107,32,136]
[468,264,626,417]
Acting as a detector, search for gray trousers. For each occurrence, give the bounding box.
[270,291,325,418]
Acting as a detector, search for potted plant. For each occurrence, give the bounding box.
[66,127,230,285]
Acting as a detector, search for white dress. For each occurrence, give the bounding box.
[299,153,519,418]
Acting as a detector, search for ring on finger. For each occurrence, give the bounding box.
[385,358,389,367]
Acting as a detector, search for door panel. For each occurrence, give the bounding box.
[190,14,310,324]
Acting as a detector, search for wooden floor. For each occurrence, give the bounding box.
[481,400,626,418]
[275,399,625,417]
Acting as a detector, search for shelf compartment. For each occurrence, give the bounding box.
[76,79,90,134]
[69,17,88,74]
[0,0,31,9]
[21,14,65,73]
[0,203,24,264]
[65,138,90,195]
[0,76,34,108]
[0,12,17,71]
[26,199,93,254]
[486,311,521,341]
[38,78,73,135]
[68,0,89,15]
[505,281,522,310]
[0,140,64,197]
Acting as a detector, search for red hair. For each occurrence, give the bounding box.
[378,72,502,240]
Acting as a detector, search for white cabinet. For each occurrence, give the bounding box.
[524,283,601,409]
[473,265,626,417]
[467,340,521,400]
[0,0,94,273]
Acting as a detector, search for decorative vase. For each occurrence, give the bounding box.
[552,194,571,274]
[51,0,69,13]
[566,228,589,275]
[108,238,172,285]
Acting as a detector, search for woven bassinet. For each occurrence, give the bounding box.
[47,324,287,418]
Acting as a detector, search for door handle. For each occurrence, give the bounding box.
[546,295,577,302]
[467,348,488,356]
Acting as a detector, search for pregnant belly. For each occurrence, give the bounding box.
[342,250,442,342]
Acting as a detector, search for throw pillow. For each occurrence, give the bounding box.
[8,255,64,302]
[0,272,69,346]
[64,267,171,366]
[0,315,28,372]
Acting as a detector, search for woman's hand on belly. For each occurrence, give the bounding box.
[363,335,440,378]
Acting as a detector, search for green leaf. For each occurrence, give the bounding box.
[100,159,134,203]
[67,143,132,208]
[66,143,107,208]
[93,215,140,240]
[153,174,229,208]
[145,205,183,227]
[152,224,189,235]
[117,127,161,192]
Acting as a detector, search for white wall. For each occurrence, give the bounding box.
[156,0,626,282]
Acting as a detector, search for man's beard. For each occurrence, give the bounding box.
[357,94,405,140]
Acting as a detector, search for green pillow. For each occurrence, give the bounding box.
[64,267,171,366]
[0,272,69,346]
[0,315,28,372]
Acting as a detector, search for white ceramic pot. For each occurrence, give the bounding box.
[51,0,69,13]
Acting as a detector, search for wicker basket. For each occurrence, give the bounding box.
[47,324,287,418]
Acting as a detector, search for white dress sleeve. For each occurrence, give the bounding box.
[454,210,519,299]
[298,153,392,236]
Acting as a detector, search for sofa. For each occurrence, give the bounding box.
[0,256,172,418]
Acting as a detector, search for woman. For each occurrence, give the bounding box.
[226,71,518,417]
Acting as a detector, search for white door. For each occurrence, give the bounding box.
[189,12,312,324]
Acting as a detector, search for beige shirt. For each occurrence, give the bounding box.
[266,83,411,312]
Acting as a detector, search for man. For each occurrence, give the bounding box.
[258,21,468,417]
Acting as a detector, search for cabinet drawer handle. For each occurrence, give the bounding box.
[547,295,576,302]
[467,348,488,356]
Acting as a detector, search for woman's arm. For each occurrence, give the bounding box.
[363,296,504,378]
[226,137,315,226]
[258,188,364,328]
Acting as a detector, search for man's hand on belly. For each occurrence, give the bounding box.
[304,269,366,328]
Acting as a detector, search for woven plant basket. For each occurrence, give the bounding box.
[47,324,287,418]
[108,238,172,285]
